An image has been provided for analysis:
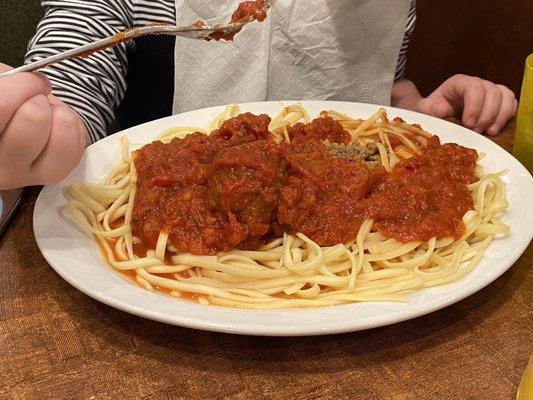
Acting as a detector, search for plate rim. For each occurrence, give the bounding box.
[33,100,533,336]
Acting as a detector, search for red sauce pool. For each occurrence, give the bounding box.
[97,236,201,301]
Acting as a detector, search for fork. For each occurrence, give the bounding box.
[0,0,272,78]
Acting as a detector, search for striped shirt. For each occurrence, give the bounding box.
[25,0,417,143]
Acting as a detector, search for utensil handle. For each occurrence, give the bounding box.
[0,34,131,78]
[0,23,246,79]
[0,56,67,77]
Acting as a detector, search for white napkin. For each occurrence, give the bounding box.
[172,0,411,114]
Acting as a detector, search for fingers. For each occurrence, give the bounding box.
[486,85,518,136]
[0,69,53,133]
[29,104,85,185]
[0,62,12,73]
[0,98,85,189]
[472,81,502,133]
[0,95,53,188]
[0,64,85,189]
[458,77,486,129]
[416,97,454,118]
[425,74,487,127]
[434,74,517,135]
[0,94,52,167]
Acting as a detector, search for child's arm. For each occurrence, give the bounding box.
[26,0,174,141]
[25,0,137,142]
[0,0,174,189]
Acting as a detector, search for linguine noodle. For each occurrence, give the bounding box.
[65,104,510,309]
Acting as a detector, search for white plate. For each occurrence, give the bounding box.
[33,101,533,336]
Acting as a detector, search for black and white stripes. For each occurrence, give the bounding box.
[395,0,417,82]
[25,0,416,142]
[25,0,174,143]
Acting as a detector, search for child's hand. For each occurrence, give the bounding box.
[416,74,517,136]
[0,63,87,189]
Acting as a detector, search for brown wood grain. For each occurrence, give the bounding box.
[0,123,531,400]
[406,0,533,98]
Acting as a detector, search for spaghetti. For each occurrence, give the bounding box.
[65,104,510,309]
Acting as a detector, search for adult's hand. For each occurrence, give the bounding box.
[0,63,87,189]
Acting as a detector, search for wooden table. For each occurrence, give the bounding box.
[1,121,531,400]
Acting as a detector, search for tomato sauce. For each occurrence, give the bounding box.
[366,136,478,242]
[96,235,202,300]
[287,117,351,144]
[208,0,267,41]
[132,113,277,255]
[132,113,479,255]
[277,139,387,245]
[79,28,139,58]
[231,0,267,23]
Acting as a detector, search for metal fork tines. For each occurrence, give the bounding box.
[0,23,245,78]
[0,0,273,78]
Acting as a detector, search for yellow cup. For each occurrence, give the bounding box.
[513,54,533,173]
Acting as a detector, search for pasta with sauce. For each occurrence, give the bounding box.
[65,104,510,308]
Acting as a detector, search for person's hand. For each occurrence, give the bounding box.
[416,74,518,136]
[0,63,87,189]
